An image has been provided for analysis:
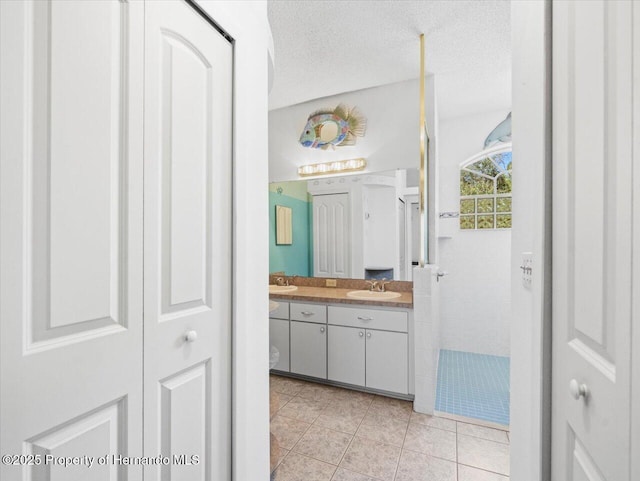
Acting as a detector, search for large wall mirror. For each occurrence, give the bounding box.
[269,168,420,281]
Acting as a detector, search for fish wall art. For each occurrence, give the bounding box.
[299,103,367,150]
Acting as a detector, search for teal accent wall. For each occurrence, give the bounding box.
[269,187,311,276]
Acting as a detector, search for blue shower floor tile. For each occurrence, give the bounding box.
[435,349,510,425]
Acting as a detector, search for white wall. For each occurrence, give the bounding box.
[437,110,512,357]
[194,2,271,481]
[269,79,420,182]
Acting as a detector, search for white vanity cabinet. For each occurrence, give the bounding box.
[328,306,409,395]
[269,298,412,397]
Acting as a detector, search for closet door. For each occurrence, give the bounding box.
[0,1,145,479]
[552,2,633,480]
[313,193,351,278]
[143,1,232,480]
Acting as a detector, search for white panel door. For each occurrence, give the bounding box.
[366,330,408,394]
[290,321,327,379]
[144,1,232,480]
[552,2,634,480]
[313,193,351,278]
[328,325,365,386]
[0,0,144,479]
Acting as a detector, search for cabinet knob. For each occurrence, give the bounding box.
[320,326,325,333]
[359,331,364,337]
[569,379,589,400]
[367,332,372,338]
[184,330,198,343]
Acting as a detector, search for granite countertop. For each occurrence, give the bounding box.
[269,285,413,308]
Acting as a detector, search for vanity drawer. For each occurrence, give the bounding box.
[269,301,289,320]
[328,306,407,332]
[290,303,327,323]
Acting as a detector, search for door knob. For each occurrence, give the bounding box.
[184,330,198,343]
[569,379,589,400]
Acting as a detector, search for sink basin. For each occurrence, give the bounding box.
[269,285,298,293]
[346,290,402,301]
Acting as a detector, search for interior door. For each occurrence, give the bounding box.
[398,199,407,281]
[143,1,232,480]
[552,1,634,479]
[0,1,145,479]
[313,193,351,278]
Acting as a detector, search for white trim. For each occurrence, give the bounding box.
[510,1,551,480]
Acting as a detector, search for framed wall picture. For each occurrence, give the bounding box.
[275,205,293,245]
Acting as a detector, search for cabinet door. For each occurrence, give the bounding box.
[366,330,408,394]
[328,326,365,386]
[290,321,327,379]
[269,318,290,372]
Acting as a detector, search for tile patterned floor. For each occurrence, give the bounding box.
[270,375,509,481]
[435,350,510,426]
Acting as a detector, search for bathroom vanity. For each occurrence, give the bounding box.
[269,284,414,399]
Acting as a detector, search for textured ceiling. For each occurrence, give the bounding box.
[267,0,511,119]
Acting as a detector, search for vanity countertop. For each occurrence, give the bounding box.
[269,285,413,308]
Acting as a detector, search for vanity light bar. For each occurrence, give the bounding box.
[297,158,366,177]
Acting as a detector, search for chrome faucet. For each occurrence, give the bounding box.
[378,278,391,292]
[275,276,289,286]
[366,278,391,292]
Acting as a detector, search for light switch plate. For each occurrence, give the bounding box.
[521,252,533,288]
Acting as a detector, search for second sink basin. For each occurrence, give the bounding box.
[269,285,298,293]
[346,290,402,300]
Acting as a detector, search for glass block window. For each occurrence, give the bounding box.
[459,149,512,230]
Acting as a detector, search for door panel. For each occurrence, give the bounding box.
[314,202,330,276]
[328,325,365,386]
[28,400,124,481]
[366,330,408,394]
[144,1,232,480]
[159,363,210,481]
[0,0,145,479]
[552,1,633,479]
[290,321,327,379]
[332,197,350,277]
